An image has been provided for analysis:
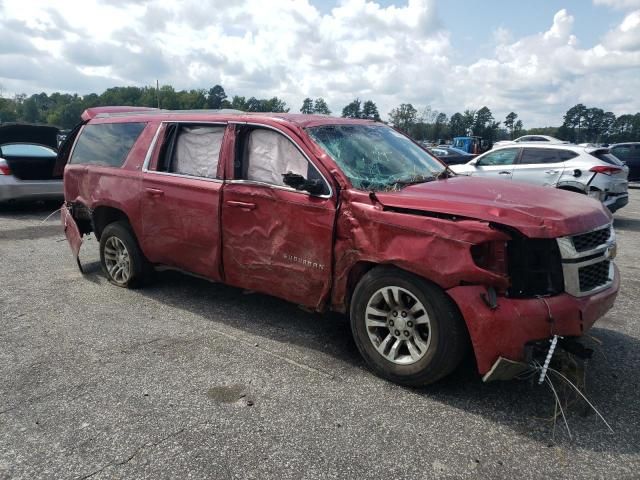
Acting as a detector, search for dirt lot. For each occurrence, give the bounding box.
[1,193,639,480]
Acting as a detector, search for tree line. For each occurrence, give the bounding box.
[0,84,638,143]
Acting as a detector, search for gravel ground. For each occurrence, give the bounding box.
[0,193,639,480]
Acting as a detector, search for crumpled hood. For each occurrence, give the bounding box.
[0,123,59,150]
[374,176,612,238]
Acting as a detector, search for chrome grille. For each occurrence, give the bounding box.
[578,260,611,292]
[556,223,616,297]
[571,227,611,252]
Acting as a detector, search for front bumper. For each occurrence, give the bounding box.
[447,265,619,375]
[0,175,63,202]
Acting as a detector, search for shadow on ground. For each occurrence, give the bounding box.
[77,259,640,454]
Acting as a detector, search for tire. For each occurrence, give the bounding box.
[99,221,149,289]
[350,266,469,387]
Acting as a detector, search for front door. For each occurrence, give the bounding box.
[221,125,336,309]
[511,147,567,186]
[471,147,520,180]
[140,122,228,280]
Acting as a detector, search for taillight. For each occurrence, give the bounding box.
[471,241,508,275]
[590,165,622,175]
[0,159,11,176]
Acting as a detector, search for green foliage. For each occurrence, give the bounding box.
[504,112,518,139]
[388,103,417,133]
[300,97,314,114]
[1,84,639,144]
[0,84,289,129]
[361,100,380,121]
[342,99,362,118]
[313,98,331,115]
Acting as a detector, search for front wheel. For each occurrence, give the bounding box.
[350,267,469,386]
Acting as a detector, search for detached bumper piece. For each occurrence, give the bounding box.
[61,205,84,272]
[482,337,593,383]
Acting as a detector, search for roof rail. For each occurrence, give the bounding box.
[81,106,159,121]
[83,106,248,120]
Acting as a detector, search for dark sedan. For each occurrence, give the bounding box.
[427,146,477,165]
[610,143,640,182]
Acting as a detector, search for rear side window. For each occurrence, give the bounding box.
[557,150,579,161]
[70,122,146,167]
[520,148,559,164]
[155,124,225,178]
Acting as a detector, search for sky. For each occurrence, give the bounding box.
[0,0,639,127]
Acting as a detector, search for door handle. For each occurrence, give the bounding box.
[545,169,559,174]
[226,200,256,210]
[145,188,164,197]
[498,171,511,175]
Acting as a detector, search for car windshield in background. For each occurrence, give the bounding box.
[0,143,57,156]
[307,124,445,191]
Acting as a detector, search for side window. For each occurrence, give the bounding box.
[70,122,146,167]
[557,150,579,161]
[477,149,519,166]
[520,148,559,164]
[155,124,225,178]
[240,128,326,192]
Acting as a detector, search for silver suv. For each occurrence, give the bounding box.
[451,143,629,212]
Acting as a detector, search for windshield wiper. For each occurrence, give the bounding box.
[385,174,436,190]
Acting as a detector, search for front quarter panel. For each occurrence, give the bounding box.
[331,189,511,311]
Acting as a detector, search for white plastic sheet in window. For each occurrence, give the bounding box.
[246,129,308,186]
[173,126,224,178]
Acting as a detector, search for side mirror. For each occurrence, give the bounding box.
[469,159,478,166]
[282,172,325,195]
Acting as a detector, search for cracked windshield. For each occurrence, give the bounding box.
[308,124,446,191]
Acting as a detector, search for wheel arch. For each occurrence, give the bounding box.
[557,182,587,194]
[92,205,132,240]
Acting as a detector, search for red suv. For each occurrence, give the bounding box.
[59,107,619,386]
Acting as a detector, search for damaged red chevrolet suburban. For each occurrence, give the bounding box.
[59,107,619,386]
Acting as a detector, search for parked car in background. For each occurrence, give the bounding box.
[427,146,477,165]
[610,142,640,182]
[0,123,62,203]
[493,135,568,147]
[451,143,629,212]
[60,107,619,387]
[451,136,489,154]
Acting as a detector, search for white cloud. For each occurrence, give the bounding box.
[593,0,640,10]
[0,0,639,127]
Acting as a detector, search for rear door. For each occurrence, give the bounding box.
[221,124,336,309]
[140,122,228,280]
[470,148,520,180]
[511,147,568,186]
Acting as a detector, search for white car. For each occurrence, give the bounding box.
[493,135,568,148]
[451,143,629,212]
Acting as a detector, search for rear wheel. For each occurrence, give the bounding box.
[99,221,148,288]
[350,267,468,386]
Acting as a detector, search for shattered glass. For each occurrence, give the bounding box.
[307,124,445,191]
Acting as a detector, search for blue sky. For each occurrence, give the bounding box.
[1,0,639,126]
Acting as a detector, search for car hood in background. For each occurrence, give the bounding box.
[374,176,611,238]
[0,123,59,150]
